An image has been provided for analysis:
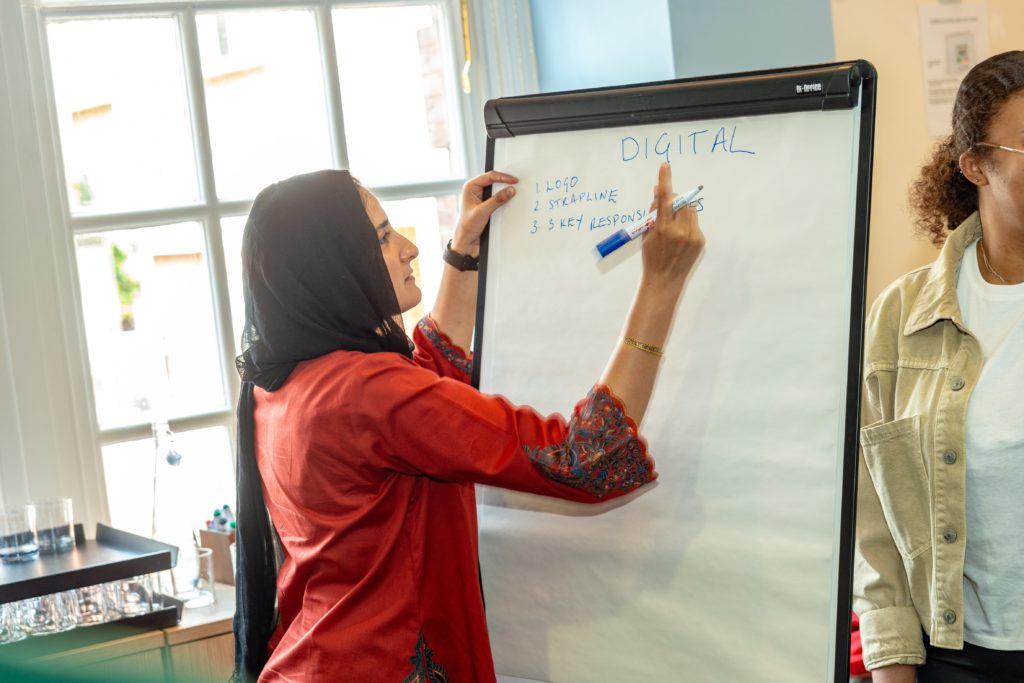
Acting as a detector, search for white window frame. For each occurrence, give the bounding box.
[1,0,537,529]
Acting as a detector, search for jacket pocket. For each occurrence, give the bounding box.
[860,415,931,560]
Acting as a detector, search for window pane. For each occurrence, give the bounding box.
[334,5,464,185]
[221,216,247,358]
[102,426,235,550]
[380,194,458,332]
[197,10,333,200]
[47,18,200,214]
[75,223,226,429]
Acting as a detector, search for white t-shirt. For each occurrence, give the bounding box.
[956,238,1024,650]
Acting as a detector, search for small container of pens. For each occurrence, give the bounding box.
[197,505,236,586]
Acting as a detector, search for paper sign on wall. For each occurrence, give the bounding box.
[919,3,990,138]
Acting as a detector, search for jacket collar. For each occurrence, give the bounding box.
[904,211,982,336]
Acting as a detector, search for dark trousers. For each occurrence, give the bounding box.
[918,636,1024,683]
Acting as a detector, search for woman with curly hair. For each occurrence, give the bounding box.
[855,50,1024,683]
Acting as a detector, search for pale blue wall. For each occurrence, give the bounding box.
[669,0,835,78]
[528,0,675,92]
[528,0,835,92]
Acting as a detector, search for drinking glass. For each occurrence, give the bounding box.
[172,547,215,608]
[0,603,25,644]
[151,569,176,611]
[104,581,126,618]
[56,591,79,631]
[35,498,75,555]
[0,506,39,563]
[76,583,120,626]
[17,593,65,638]
[118,575,156,616]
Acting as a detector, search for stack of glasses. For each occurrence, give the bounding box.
[0,575,166,645]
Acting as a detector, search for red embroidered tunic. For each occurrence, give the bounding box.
[254,318,655,682]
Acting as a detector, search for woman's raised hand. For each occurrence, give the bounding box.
[597,163,705,423]
[432,171,517,351]
[451,171,519,256]
[641,162,705,293]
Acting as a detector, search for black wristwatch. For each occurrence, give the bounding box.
[442,240,480,272]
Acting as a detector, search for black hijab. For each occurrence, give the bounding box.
[233,170,412,681]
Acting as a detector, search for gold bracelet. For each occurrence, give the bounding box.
[622,336,664,357]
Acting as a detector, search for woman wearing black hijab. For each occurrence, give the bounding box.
[234,162,703,682]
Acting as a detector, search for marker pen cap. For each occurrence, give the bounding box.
[595,229,631,258]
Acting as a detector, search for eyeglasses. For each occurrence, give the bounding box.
[976,141,1024,156]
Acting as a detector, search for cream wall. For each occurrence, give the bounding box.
[831,0,1024,304]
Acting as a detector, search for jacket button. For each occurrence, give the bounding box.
[950,376,965,391]
[943,449,958,465]
[943,528,958,543]
[943,609,957,624]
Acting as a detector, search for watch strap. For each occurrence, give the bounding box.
[442,239,480,272]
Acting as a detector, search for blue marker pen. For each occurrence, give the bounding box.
[595,185,703,258]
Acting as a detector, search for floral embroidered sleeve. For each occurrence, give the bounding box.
[412,316,473,383]
[524,384,655,499]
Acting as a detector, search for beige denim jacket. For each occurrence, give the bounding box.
[854,212,983,670]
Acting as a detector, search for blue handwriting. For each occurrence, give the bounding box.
[621,126,756,162]
[547,188,618,210]
[589,208,647,231]
[535,176,580,193]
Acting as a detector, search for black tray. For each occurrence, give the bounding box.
[0,524,178,605]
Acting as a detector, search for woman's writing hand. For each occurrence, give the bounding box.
[451,171,519,257]
[598,163,704,423]
[641,162,705,294]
